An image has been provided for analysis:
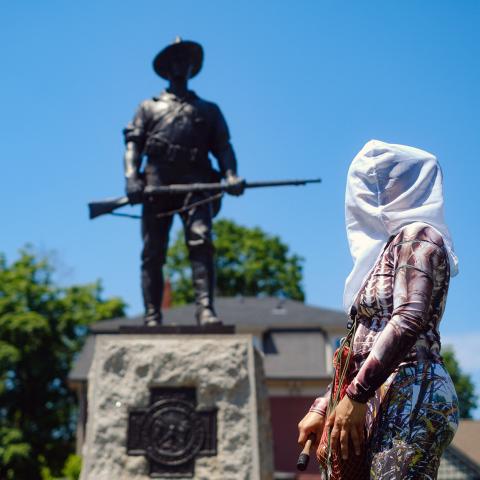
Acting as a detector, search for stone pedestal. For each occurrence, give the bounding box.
[80,333,273,480]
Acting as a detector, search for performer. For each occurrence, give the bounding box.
[123,38,244,326]
[298,140,459,478]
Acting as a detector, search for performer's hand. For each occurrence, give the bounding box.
[125,176,145,203]
[225,172,245,196]
[297,411,325,450]
[325,395,366,460]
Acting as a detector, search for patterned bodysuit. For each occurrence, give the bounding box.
[310,223,459,479]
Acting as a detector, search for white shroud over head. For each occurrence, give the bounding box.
[343,139,458,313]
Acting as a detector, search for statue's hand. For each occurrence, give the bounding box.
[125,176,145,203]
[225,172,245,196]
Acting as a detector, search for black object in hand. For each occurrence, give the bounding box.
[297,433,315,471]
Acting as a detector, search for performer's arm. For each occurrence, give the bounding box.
[298,384,331,447]
[345,227,445,403]
[309,383,332,416]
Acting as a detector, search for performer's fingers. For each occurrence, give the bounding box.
[357,425,365,445]
[340,427,349,460]
[297,429,307,446]
[350,426,361,456]
[330,421,341,450]
[326,411,335,429]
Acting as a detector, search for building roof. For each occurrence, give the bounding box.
[89,296,347,333]
[451,420,480,467]
[69,297,346,383]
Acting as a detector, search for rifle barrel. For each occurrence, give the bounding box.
[144,178,322,195]
[88,177,322,219]
[245,178,322,188]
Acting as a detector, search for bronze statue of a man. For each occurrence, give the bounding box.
[123,38,244,326]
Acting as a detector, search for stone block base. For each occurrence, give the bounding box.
[80,334,273,480]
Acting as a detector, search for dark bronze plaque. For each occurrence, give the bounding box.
[127,387,216,478]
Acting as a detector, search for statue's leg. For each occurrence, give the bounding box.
[141,211,173,326]
[181,198,219,325]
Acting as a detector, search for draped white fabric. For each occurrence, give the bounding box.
[343,139,458,312]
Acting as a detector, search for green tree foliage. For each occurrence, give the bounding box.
[0,248,125,480]
[442,347,478,419]
[166,218,304,305]
[62,454,81,480]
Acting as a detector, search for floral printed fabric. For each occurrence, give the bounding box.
[310,223,459,477]
[368,362,458,479]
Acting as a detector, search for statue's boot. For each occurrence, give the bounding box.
[191,257,221,325]
[144,308,162,327]
[197,305,220,325]
[141,263,163,327]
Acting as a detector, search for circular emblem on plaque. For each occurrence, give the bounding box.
[141,399,205,466]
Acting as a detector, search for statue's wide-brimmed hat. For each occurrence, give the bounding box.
[153,37,204,79]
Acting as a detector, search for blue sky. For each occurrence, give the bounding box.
[1,1,479,413]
